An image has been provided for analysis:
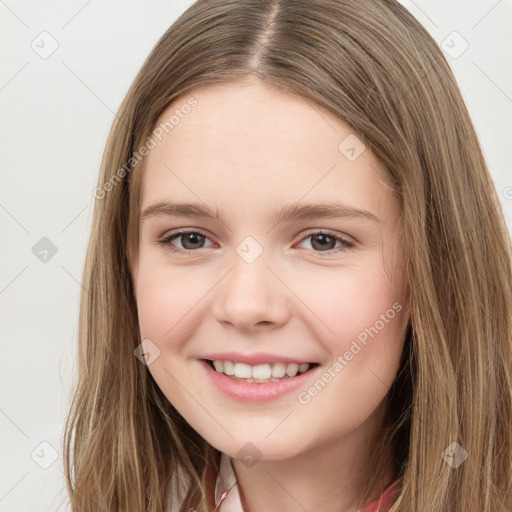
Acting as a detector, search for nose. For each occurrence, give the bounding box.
[212,251,292,331]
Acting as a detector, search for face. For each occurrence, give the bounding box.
[132,76,408,461]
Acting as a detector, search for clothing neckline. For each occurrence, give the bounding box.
[214,452,399,512]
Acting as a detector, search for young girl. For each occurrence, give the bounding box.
[62,1,512,511]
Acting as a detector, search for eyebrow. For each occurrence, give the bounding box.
[140,200,380,225]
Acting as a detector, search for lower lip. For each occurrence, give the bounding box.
[198,359,321,402]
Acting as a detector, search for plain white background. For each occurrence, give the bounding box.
[0,1,511,510]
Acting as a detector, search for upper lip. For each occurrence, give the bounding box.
[199,352,318,366]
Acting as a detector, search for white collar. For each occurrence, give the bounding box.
[213,452,398,512]
[214,452,244,511]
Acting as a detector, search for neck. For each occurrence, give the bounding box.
[231,402,394,512]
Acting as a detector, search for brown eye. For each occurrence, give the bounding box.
[158,230,213,253]
[310,233,337,251]
[157,229,355,256]
[178,232,206,250]
[298,231,355,254]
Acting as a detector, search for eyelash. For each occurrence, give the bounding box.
[157,229,355,256]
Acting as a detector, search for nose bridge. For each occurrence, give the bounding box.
[226,243,275,303]
[214,239,290,327]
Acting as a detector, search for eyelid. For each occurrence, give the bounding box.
[299,228,356,245]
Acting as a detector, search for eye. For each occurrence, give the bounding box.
[297,230,355,254]
[157,229,214,253]
[157,229,355,255]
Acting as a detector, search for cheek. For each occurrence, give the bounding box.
[301,266,404,340]
[291,271,405,436]
[134,265,205,412]
[136,279,177,343]
[135,259,204,347]
[295,262,406,398]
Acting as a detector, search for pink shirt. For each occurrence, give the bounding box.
[214,452,399,512]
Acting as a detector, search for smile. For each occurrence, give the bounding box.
[199,358,322,401]
[205,359,319,383]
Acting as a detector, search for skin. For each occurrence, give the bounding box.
[132,76,408,512]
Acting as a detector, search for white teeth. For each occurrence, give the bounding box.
[234,362,252,379]
[211,360,312,381]
[271,362,286,378]
[223,360,235,375]
[252,364,272,380]
[299,363,309,373]
[286,363,299,377]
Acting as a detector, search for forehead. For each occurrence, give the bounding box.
[140,78,394,220]
[150,78,355,164]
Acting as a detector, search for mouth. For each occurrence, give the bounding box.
[203,359,320,383]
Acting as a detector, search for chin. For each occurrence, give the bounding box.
[213,436,312,464]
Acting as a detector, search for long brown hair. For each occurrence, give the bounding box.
[62,0,512,510]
